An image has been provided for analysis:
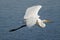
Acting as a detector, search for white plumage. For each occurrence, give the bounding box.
[24,5,46,28]
[9,5,52,32]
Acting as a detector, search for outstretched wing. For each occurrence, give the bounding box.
[24,5,42,19]
[24,5,42,27]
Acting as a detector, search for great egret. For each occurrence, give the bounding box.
[9,5,51,32]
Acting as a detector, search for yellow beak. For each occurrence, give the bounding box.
[43,19,53,23]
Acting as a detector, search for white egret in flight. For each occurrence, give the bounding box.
[9,5,52,32]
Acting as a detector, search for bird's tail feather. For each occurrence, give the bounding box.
[9,25,26,32]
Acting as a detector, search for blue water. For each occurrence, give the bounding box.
[0,0,60,40]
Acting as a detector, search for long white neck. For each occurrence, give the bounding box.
[37,19,46,28]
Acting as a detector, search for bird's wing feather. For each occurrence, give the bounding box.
[24,5,42,27]
[24,5,42,19]
[25,17,37,27]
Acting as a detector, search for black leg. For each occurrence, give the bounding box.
[9,24,26,32]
